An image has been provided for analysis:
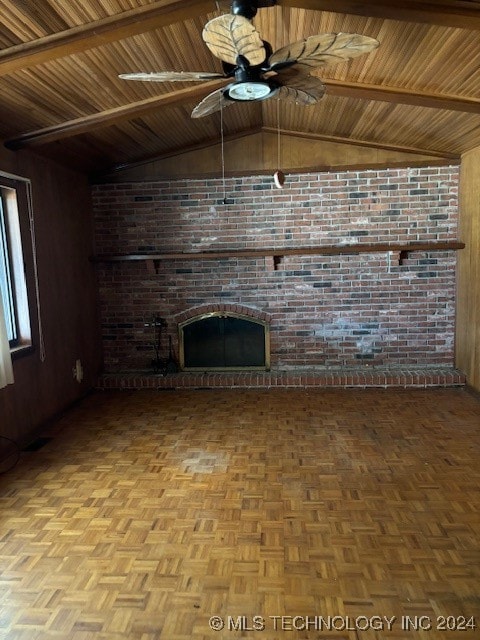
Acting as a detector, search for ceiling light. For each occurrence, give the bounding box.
[227,82,274,101]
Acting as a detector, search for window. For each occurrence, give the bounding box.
[0,179,31,350]
[0,191,16,343]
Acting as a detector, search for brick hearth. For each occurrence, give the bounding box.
[97,367,465,390]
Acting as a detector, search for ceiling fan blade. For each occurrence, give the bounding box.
[275,74,325,105]
[269,33,379,73]
[119,71,225,82]
[276,73,326,104]
[202,14,265,67]
[191,88,235,118]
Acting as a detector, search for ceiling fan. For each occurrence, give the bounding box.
[119,0,379,118]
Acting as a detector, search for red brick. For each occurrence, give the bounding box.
[93,166,459,372]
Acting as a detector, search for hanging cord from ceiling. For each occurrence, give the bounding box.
[26,180,46,362]
[274,99,285,188]
[277,98,281,167]
[220,98,234,204]
[220,97,226,203]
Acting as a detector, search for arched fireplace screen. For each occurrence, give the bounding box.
[179,312,270,371]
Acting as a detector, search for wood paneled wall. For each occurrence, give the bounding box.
[456,146,480,391]
[0,148,102,453]
[103,133,446,182]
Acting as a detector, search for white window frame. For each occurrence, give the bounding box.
[0,175,32,353]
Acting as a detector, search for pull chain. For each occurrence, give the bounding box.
[220,98,227,204]
[274,99,285,188]
[277,98,281,168]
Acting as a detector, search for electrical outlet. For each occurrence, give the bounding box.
[73,359,83,383]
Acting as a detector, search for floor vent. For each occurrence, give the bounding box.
[22,437,53,452]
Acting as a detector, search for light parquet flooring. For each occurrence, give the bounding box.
[0,388,479,640]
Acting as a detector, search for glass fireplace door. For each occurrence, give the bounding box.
[179,313,269,371]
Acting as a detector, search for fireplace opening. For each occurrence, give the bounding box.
[179,312,270,371]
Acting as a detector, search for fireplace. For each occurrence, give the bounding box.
[179,311,270,371]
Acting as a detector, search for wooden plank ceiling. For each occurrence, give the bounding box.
[0,0,479,176]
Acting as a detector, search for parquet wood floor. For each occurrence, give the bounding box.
[0,388,479,640]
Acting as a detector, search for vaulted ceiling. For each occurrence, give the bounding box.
[1,0,480,178]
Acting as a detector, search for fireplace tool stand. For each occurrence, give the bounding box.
[144,316,178,374]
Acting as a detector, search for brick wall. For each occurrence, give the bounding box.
[92,165,459,372]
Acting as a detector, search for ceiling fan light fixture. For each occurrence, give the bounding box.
[226,81,276,101]
[120,10,380,118]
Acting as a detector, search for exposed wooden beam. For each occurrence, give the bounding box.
[262,127,460,160]
[324,79,480,114]
[0,0,214,76]
[4,80,226,150]
[5,78,475,151]
[0,1,478,80]
[284,0,480,30]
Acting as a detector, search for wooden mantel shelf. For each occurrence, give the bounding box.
[93,241,465,267]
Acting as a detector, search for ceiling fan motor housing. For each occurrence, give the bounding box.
[234,55,260,81]
[231,0,277,17]
[231,0,258,19]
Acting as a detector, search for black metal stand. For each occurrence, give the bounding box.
[144,316,178,374]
